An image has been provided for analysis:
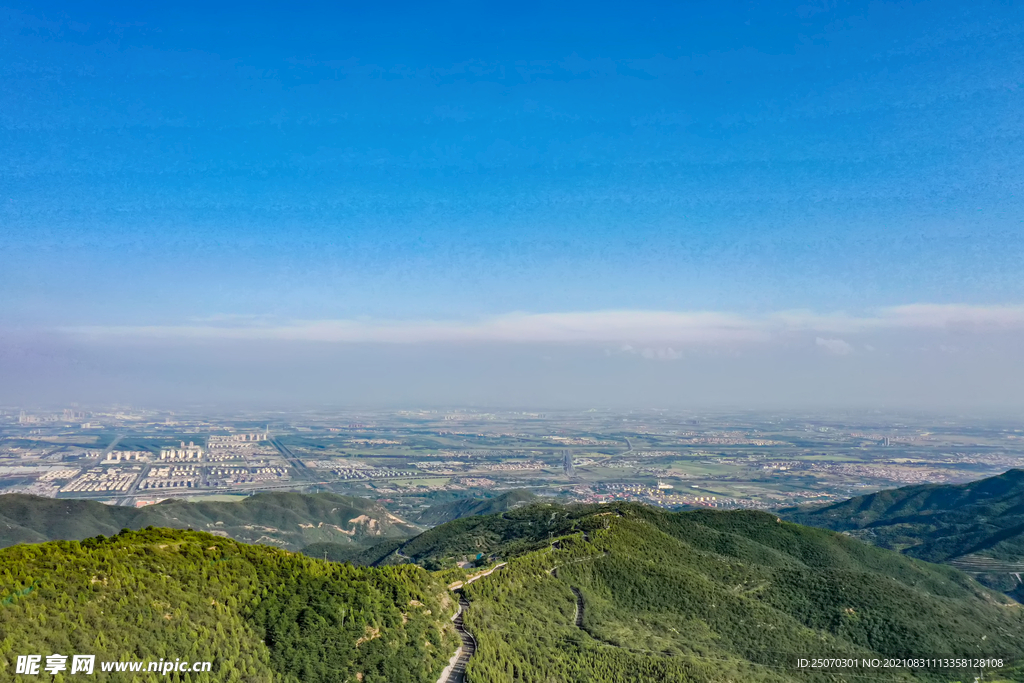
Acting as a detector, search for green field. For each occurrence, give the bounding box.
[382,477,451,488]
[184,494,251,503]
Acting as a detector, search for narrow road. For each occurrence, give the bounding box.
[438,564,506,683]
[442,595,475,683]
[117,463,152,505]
[98,434,124,465]
[447,562,507,591]
[563,449,576,478]
[570,587,584,627]
[269,436,315,482]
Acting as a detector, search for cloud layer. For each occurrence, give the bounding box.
[59,304,1024,345]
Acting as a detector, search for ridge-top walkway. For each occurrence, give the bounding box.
[437,564,507,683]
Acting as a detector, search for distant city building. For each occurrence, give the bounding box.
[103,451,147,463]
[160,441,204,461]
[208,431,268,445]
[225,432,266,442]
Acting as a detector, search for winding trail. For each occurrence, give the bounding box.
[438,564,507,683]
[439,595,475,683]
[439,535,602,682]
[570,586,584,627]
[447,562,507,591]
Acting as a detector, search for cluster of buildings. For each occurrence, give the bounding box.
[212,432,267,443]
[140,465,200,489]
[328,466,411,480]
[676,435,784,446]
[102,451,148,463]
[476,460,545,471]
[591,482,737,508]
[59,467,141,493]
[159,442,204,461]
[206,466,288,486]
[760,461,799,471]
[207,432,268,455]
[807,461,964,484]
[543,436,615,446]
[206,435,270,461]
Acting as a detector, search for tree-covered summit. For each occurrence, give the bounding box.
[0,527,457,682]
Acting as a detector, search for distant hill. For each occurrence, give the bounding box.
[781,469,1024,596]
[299,490,544,567]
[413,489,539,526]
[0,528,458,683]
[0,492,420,551]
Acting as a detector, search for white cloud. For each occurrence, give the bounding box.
[774,304,1024,334]
[640,347,684,361]
[57,303,1024,346]
[815,337,855,355]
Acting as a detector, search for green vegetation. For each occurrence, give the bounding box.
[414,490,539,526]
[0,492,420,551]
[782,469,1024,595]
[456,505,1024,682]
[374,500,583,568]
[0,528,458,682]
[301,539,406,566]
[4,493,1023,682]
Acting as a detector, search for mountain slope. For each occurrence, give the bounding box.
[780,469,1024,594]
[374,499,579,568]
[781,469,1024,545]
[0,528,458,683]
[414,489,539,526]
[450,504,1024,682]
[0,492,420,551]
[3,502,1023,681]
[299,491,544,565]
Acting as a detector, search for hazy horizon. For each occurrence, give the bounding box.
[3,1,1023,410]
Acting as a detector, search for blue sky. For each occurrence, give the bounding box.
[2,1,1024,407]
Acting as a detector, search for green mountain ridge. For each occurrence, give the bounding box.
[2,501,1023,681]
[781,468,1024,596]
[0,492,420,551]
[455,504,1024,682]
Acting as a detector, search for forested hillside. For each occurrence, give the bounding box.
[455,505,1024,682]
[0,528,458,682]
[4,499,1023,682]
[369,500,583,568]
[0,492,419,551]
[301,539,407,566]
[414,490,538,526]
[781,469,1024,596]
